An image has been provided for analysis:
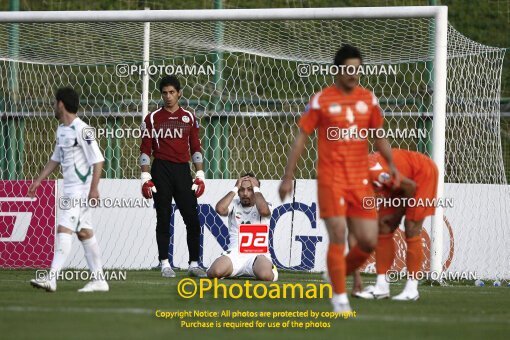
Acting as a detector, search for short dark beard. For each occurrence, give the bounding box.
[240,200,254,208]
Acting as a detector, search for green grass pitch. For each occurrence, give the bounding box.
[0,269,508,339]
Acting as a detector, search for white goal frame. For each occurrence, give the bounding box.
[0,6,449,275]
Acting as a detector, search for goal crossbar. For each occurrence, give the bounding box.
[0,6,446,23]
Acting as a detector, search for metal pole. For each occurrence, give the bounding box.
[7,0,20,180]
[430,5,448,275]
[142,8,150,122]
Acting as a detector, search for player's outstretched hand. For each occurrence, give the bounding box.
[141,172,157,199]
[192,170,205,198]
[279,178,293,201]
[28,180,41,198]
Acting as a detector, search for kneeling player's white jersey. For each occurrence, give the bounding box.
[227,197,271,250]
[50,117,104,195]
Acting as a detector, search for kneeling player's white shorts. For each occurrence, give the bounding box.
[221,249,272,278]
[57,195,93,232]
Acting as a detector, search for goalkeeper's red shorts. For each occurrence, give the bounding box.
[317,183,377,219]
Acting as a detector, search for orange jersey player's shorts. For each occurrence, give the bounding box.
[317,182,377,219]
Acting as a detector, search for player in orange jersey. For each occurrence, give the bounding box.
[356,148,438,301]
[279,44,399,313]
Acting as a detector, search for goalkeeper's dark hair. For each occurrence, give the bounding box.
[334,44,363,66]
[55,87,79,114]
[159,75,181,93]
[241,172,260,186]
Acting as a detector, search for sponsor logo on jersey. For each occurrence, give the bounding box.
[355,100,368,114]
[239,224,268,254]
[370,162,383,171]
[378,172,391,184]
[328,103,342,114]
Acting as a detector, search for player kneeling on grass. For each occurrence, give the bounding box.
[356,148,438,301]
[207,173,278,281]
[28,87,108,293]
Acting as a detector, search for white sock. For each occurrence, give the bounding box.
[189,261,198,268]
[376,274,390,290]
[81,236,104,281]
[161,259,170,268]
[332,292,349,305]
[50,233,72,284]
[404,279,419,292]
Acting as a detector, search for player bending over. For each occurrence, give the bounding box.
[29,87,108,293]
[207,173,278,281]
[279,44,399,313]
[356,148,438,301]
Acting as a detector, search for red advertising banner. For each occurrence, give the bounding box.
[0,180,56,268]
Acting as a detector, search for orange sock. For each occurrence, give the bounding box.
[406,236,423,275]
[327,243,346,294]
[376,234,395,274]
[346,246,371,275]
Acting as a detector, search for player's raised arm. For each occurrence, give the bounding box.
[249,176,271,217]
[215,176,245,216]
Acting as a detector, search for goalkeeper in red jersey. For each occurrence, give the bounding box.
[140,75,206,278]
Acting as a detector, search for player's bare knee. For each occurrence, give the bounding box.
[77,229,93,241]
[378,222,396,235]
[404,220,422,238]
[207,266,225,278]
[324,218,347,243]
[256,270,274,281]
[57,225,73,234]
[206,268,217,278]
[358,237,377,253]
[328,227,346,244]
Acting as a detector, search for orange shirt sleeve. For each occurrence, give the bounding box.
[298,94,321,134]
[369,93,384,129]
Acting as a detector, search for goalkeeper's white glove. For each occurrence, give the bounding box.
[191,170,205,198]
[141,172,157,199]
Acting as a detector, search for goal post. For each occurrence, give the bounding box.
[0,6,507,280]
[430,6,448,276]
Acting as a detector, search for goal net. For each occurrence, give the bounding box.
[0,8,508,279]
